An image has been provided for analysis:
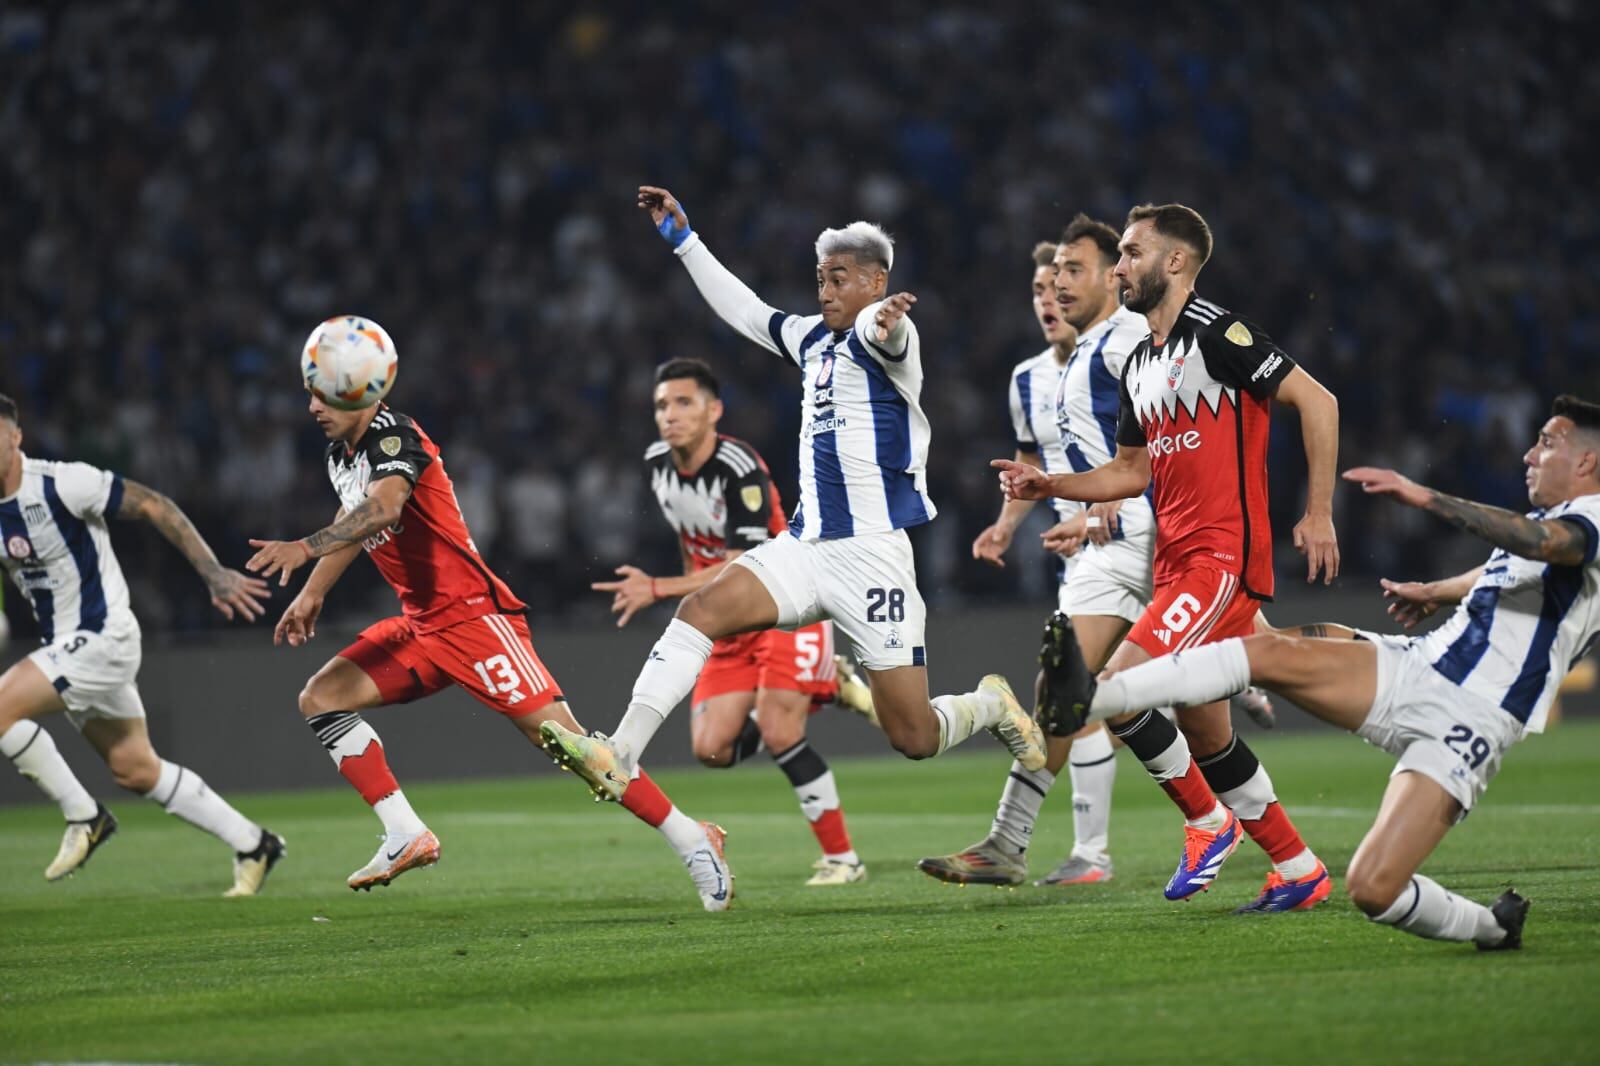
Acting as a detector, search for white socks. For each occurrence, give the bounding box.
[373,793,428,837]
[659,809,709,859]
[1091,637,1252,720]
[144,759,262,853]
[1068,727,1116,863]
[1374,875,1506,946]
[2,720,98,821]
[930,689,1002,755]
[989,762,1054,856]
[613,618,715,765]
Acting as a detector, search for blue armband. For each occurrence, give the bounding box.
[657,204,693,248]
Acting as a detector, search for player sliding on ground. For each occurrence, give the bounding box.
[1040,393,1600,949]
[247,320,733,910]
[0,394,285,896]
[540,187,1046,805]
[596,358,873,885]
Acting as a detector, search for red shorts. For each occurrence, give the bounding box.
[341,612,563,719]
[692,620,839,707]
[1126,566,1260,659]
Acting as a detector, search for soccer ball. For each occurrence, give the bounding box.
[301,316,398,410]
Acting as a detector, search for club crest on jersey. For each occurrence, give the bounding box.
[741,485,764,512]
[1166,352,1187,391]
[5,535,31,559]
[24,503,47,525]
[815,354,836,387]
[379,435,402,457]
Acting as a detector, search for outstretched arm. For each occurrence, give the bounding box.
[1275,367,1340,583]
[271,507,362,647]
[1379,568,1485,629]
[638,185,790,359]
[117,480,271,620]
[993,445,1150,505]
[247,477,413,586]
[1344,467,1591,566]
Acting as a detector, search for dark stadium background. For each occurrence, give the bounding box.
[2,0,1596,637]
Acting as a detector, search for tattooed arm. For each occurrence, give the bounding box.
[117,480,272,620]
[1343,467,1589,566]
[247,477,413,586]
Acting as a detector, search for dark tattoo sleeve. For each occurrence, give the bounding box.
[1424,490,1587,566]
[303,495,399,556]
[118,481,227,587]
[1295,623,1330,639]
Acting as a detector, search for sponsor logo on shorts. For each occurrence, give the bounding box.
[1153,628,1172,645]
[884,628,903,650]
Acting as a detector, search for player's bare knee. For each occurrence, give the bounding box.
[109,749,160,793]
[1243,632,1301,683]
[1344,859,1404,916]
[882,719,937,759]
[693,740,734,768]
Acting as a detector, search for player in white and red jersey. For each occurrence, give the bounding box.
[592,358,867,885]
[246,341,734,910]
[1047,394,1600,950]
[995,203,1342,911]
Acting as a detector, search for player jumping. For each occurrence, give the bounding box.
[995,203,1341,910]
[594,357,869,885]
[0,394,284,896]
[1043,394,1600,949]
[540,186,1046,807]
[246,332,734,910]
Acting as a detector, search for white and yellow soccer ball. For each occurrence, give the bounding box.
[301,316,398,410]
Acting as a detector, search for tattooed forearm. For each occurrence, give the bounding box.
[303,496,396,557]
[119,481,226,584]
[1423,490,1585,565]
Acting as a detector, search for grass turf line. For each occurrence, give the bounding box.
[2,723,1597,1065]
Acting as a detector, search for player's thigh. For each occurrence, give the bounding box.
[1345,770,1459,912]
[1255,611,1360,641]
[0,657,68,730]
[1174,701,1232,753]
[679,558,783,639]
[79,715,161,792]
[817,531,927,673]
[1242,632,1377,731]
[301,653,388,717]
[690,692,759,764]
[862,664,934,749]
[1072,614,1132,674]
[753,687,813,752]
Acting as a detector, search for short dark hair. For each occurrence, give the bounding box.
[0,393,16,425]
[1126,203,1213,268]
[1031,241,1057,267]
[654,358,721,398]
[1059,213,1121,268]
[1553,394,1600,435]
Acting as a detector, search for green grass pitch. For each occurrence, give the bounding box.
[3,722,1598,1065]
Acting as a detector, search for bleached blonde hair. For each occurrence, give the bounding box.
[815,221,894,272]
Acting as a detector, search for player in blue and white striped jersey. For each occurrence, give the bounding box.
[0,394,284,896]
[1048,394,1600,949]
[539,187,1046,808]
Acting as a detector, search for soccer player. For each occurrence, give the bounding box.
[995,203,1341,911]
[0,394,285,896]
[540,186,1046,805]
[593,357,866,885]
[1043,394,1600,949]
[246,348,734,910]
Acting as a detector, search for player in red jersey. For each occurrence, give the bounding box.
[995,203,1342,911]
[246,352,734,910]
[594,359,869,885]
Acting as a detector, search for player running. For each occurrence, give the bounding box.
[540,186,1046,806]
[0,394,284,896]
[246,330,734,910]
[1043,394,1600,949]
[995,203,1341,911]
[594,357,868,886]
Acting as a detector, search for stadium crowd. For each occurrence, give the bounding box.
[2,1,1595,633]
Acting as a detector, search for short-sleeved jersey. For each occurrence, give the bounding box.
[326,406,524,632]
[1009,349,1071,521]
[675,235,936,540]
[1116,295,1296,598]
[0,456,135,641]
[645,434,787,571]
[1416,494,1600,733]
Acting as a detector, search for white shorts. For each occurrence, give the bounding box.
[1358,637,1524,817]
[733,529,926,671]
[1057,504,1154,625]
[28,627,146,730]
